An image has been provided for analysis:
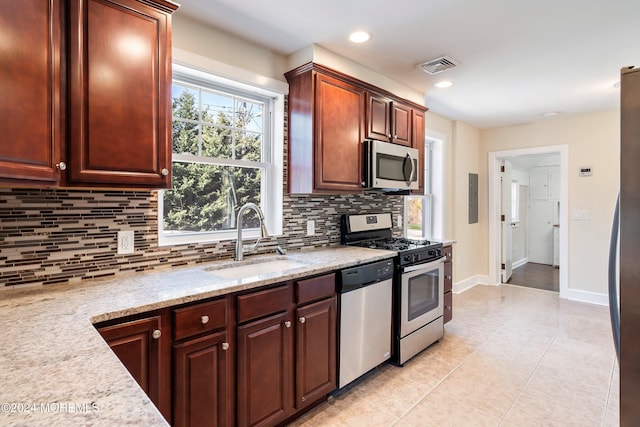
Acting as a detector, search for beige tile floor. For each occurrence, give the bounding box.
[290,284,619,427]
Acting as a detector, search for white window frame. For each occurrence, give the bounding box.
[158,63,284,246]
[403,132,444,239]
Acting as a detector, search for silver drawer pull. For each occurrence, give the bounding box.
[152,329,161,340]
[221,342,229,351]
[201,315,209,324]
[299,316,306,324]
[284,321,291,328]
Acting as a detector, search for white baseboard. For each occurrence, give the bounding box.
[453,275,491,294]
[512,257,528,269]
[566,288,609,306]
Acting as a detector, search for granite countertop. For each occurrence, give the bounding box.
[0,245,395,426]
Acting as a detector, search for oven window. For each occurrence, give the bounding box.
[407,269,439,321]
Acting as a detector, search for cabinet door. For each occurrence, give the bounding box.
[173,331,231,427]
[0,1,63,184]
[366,93,391,142]
[391,102,412,146]
[67,0,174,188]
[411,109,426,194]
[314,73,365,192]
[529,171,549,200]
[98,315,170,420]
[237,311,294,427]
[295,298,336,409]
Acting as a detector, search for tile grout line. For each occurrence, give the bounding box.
[496,317,565,426]
[600,356,618,427]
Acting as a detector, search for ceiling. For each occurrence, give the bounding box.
[176,0,640,129]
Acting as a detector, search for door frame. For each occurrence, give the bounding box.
[488,145,569,298]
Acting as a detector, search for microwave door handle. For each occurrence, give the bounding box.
[403,152,415,185]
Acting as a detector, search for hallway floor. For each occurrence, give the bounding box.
[290,284,618,426]
[508,262,559,292]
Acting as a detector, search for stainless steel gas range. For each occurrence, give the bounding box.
[341,213,445,365]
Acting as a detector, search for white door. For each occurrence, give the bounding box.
[501,160,513,282]
[528,200,554,264]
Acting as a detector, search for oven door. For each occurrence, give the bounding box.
[399,257,444,338]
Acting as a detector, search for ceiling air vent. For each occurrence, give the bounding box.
[416,55,460,75]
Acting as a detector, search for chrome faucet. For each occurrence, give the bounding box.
[235,203,269,261]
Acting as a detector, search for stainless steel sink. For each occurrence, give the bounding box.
[205,257,311,279]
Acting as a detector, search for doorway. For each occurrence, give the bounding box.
[488,145,569,299]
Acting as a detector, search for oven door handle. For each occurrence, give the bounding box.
[402,257,444,273]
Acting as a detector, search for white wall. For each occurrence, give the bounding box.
[172,14,288,82]
[480,110,620,296]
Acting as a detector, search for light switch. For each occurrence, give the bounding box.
[571,209,590,221]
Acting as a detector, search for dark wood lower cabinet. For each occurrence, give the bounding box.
[295,298,336,408]
[97,314,171,421]
[237,311,294,427]
[173,331,230,427]
[98,274,338,427]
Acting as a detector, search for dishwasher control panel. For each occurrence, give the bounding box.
[339,259,394,293]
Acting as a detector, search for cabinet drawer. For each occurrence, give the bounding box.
[174,298,227,341]
[296,273,336,305]
[443,245,453,262]
[444,262,452,293]
[237,284,290,324]
[444,291,453,324]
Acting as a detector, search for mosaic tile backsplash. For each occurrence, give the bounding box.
[0,188,403,288]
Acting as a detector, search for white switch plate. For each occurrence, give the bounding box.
[117,230,135,255]
[571,209,590,221]
[306,220,315,236]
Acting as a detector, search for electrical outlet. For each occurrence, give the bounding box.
[117,230,135,255]
[306,220,315,236]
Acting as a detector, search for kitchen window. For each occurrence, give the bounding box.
[158,64,283,246]
[406,137,442,239]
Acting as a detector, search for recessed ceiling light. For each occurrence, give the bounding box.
[434,80,453,88]
[542,112,560,117]
[349,31,370,43]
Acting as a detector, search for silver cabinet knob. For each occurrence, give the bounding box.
[201,315,209,324]
[284,321,291,328]
[361,181,366,187]
[152,329,161,339]
[221,342,229,351]
[446,275,452,280]
[299,317,306,324]
[161,168,169,176]
[56,162,67,171]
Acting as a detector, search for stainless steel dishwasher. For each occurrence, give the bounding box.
[338,258,394,389]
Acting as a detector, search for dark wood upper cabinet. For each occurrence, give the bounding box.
[366,94,413,147]
[67,0,176,188]
[0,0,64,185]
[286,63,427,194]
[411,109,426,194]
[0,0,177,189]
[286,65,365,194]
[392,102,412,146]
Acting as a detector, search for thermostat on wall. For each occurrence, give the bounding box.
[579,167,592,177]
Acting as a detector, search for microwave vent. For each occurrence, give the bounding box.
[417,55,460,75]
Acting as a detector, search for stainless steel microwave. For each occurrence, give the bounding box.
[364,140,419,191]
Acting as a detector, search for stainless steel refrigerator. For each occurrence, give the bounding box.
[612,65,640,426]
